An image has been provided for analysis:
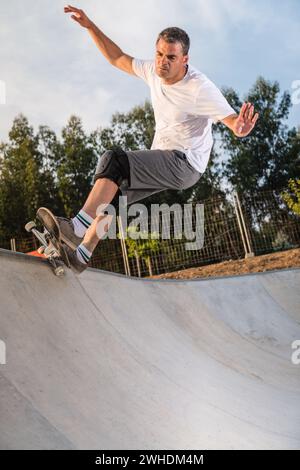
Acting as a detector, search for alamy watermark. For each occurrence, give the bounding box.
[0,80,6,105]
[0,339,6,365]
[291,340,300,365]
[291,80,300,105]
[94,197,205,251]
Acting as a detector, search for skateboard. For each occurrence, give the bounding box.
[25,207,71,277]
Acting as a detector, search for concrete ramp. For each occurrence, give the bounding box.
[0,248,299,449]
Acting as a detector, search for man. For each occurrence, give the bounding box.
[56,4,259,273]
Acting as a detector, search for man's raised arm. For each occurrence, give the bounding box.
[64,5,136,76]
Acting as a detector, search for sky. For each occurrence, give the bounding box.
[0,0,300,143]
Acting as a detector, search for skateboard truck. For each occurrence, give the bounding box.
[25,221,65,277]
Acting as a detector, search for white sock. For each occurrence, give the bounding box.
[76,244,92,265]
[72,210,94,238]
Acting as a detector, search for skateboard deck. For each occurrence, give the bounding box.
[25,207,71,276]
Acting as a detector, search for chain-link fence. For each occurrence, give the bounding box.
[238,190,300,255]
[1,188,299,277]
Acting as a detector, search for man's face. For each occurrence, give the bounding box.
[155,38,189,82]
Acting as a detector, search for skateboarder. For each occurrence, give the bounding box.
[53,5,259,273]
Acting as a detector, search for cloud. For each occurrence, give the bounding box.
[1,64,114,137]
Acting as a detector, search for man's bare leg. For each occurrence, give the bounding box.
[78,177,118,253]
[82,178,118,219]
[63,177,121,272]
[81,213,114,253]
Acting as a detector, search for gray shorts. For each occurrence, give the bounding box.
[95,148,201,206]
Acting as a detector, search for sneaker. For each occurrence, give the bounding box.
[56,217,83,250]
[64,244,89,274]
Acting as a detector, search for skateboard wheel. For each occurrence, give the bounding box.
[38,246,45,254]
[25,221,36,232]
[54,266,65,276]
[44,246,53,256]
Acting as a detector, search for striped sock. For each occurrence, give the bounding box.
[72,210,94,238]
[76,244,92,265]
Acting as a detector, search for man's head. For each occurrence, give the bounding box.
[155,27,190,84]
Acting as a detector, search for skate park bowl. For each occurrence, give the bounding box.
[0,248,299,449]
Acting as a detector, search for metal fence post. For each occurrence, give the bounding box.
[10,238,16,252]
[233,191,255,258]
[117,215,131,276]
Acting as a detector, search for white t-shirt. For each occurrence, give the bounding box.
[132,58,236,173]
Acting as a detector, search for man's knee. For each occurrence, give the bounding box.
[109,188,122,212]
[93,148,130,187]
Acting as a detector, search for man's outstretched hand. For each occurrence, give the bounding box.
[222,102,259,137]
[64,5,93,28]
[233,102,259,137]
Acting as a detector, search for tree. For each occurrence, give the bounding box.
[57,115,97,217]
[0,114,57,237]
[90,100,155,154]
[216,76,300,194]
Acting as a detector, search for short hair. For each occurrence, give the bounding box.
[156,27,190,56]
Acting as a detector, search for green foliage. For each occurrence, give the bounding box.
[118,225,160,276]
[272,229,294,251]
[216,76,300,195]
[281,179,300,216]
[119,225,160,259]
[0,115,59,237]
[57,115,97,217]
[90,100,155,153]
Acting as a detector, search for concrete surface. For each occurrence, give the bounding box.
[0,248,299,450]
